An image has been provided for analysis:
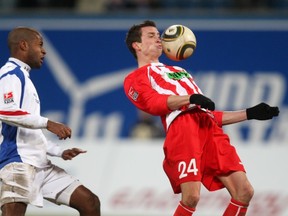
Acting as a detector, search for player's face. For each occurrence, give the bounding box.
[139,26,163,58]
[26,34,46,69]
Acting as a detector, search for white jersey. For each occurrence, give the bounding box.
[0,58,62,169]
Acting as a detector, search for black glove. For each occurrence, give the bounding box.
[189,94,215,111]
[246,102,279,120]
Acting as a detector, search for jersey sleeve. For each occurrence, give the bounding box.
[0,71,48,129]
[124,71,171,116]
[46,140,63,157]
[212,110,223,127]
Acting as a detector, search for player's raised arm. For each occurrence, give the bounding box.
[221,102,279,126]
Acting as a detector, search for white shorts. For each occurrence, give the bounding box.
[0,162,82,207]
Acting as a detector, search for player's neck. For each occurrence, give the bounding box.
[137,57,159,68]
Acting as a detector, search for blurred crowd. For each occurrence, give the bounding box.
[106,0,288,10]
[0,0,288,14]
[0,0,77,10]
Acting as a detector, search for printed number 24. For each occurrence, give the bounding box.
[178,158,198,179]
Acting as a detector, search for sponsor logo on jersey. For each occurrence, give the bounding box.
[3,92,14,104]
[128,86,139,101]
[167,71,191,80]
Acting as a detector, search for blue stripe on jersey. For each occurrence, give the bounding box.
[0,123,22,168]
[0,65,26,169]
[1,61,26,108]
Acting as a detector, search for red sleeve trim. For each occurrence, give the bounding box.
[212,111,223,127]
[0,110,30,116]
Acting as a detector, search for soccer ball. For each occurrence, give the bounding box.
[161,24,197,61]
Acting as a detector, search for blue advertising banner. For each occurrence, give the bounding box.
[0,18,287,143]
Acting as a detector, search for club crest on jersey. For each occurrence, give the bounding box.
[167,71,191,80]
[3,92,14,104]
[128,86,139,101]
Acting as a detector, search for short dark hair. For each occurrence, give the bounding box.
[8,27,40,52]
[125,20,157,59]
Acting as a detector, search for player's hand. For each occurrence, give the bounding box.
[46,120,72,140]
[189,94,215,111]
[62,148,87,160]
[246,102,279,120]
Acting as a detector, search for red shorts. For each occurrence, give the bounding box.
[163,109,245,194]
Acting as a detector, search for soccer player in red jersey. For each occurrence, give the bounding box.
[123,20,279,216]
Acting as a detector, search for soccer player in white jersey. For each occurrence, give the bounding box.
[0,27,100,216]
[123,20,279,216]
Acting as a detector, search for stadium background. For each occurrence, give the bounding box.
[0,0,288,215]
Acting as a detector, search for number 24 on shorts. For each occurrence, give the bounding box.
[178,158,198,179]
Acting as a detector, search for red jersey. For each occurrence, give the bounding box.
[123,62,223,131]
[124,62,245,193]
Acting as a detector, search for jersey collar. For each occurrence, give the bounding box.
[150,62,164,67]
[8,57,31,74]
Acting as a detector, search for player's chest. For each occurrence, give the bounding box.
[148,65,193,84]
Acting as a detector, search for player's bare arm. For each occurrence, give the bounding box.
[46,120,72,140]
[167,94,215,111]
[222,102,280,126]
[167,95,190,110]
[221,110,247,125]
